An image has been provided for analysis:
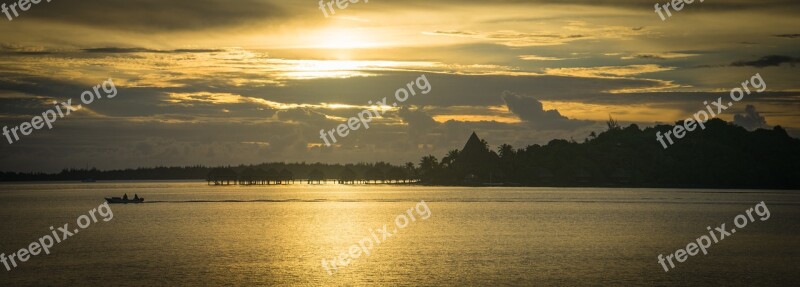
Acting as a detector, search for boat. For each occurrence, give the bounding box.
[105,197,145,204]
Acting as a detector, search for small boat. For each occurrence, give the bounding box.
[105,197,144,204]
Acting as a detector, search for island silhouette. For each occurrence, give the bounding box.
[2,118,798,189]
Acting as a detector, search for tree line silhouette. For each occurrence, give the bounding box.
[2,118,798,189]
[0,162,418,184]
[416,118,799,189]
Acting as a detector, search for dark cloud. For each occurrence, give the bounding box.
[0,97,54,119]
[501,91,592,130]
[529,0,799,8]
[82,48,224,54]
[634,54,666,60]
[381,0,800,10]
[774,34,800,38]
[5,68,794,125]
[382,0,798,9]
[276,108,329,124]
[16,0,794,36]
[0,51,52,56]
[248,73,667,108]
[25,0,286,32]
[733,105,769,130]
[398,107,439,136]
[731,55,799,67]
[429,31,477,36]
[629,53,702,60]
[0,44,52,55]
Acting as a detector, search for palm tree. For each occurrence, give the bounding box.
[419,155,440,182]
[498,144,515,159]
[606,115,621,131]
[441,149,460,167]
[404,162,417,182]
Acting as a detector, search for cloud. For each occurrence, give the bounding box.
[276,108,329,124]
[427,31,478,37]
[731,55,799,67]
[518,55,571,61]
[0,0,798,174]
[524,0,799,8]
[24,0,286,32]
[774,34,800,39]
[620,53,699,60]
[544,64,674,78]
[398,107,440,136]
[380,0,800,11]
[501,91,592,130]
[0,44,52,55]
[424,22,645,47]
[733,105,769,130]
[83,48,224,54]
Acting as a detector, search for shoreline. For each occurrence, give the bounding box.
[0,180,797,191]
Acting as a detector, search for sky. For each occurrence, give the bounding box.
[0,0,798,172]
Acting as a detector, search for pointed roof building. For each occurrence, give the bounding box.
[462,132,484,153]
[454,132,497,182]
[460,131,490,159]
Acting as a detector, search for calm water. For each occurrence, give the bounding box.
[0,182,798,286]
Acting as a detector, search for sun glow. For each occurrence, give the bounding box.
[315,28,378,49]
[274,59,436,79]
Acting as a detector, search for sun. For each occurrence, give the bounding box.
[315,28,377,49]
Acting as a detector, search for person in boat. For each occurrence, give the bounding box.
[134,194,139,200]
[123,193,128,200]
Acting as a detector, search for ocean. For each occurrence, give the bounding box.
[0,182,798,286]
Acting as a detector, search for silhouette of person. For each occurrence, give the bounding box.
[134,194,139,200]
[123,193,128,200]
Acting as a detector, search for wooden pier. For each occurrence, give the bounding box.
[206,167,418,186]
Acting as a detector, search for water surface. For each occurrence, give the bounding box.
[1,182,798,286]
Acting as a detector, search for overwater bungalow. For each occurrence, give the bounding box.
[308,169,325,184]
[279,168,294,184]
[365,167,385,184]
[207,167,239,185]
[338,167,357,184]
